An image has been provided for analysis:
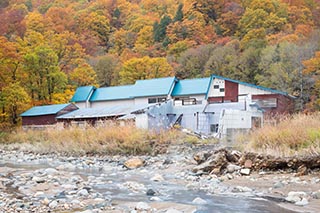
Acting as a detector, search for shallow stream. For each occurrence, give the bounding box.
[0,160,296,213]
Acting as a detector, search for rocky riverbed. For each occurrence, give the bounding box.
[0,145,319,213]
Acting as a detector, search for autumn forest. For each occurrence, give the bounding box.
[1,0,320,127]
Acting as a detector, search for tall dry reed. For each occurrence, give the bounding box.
[239,113,320,157]
[0,123,185,155]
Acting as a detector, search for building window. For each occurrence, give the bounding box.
[252,98,277,108]
[219,88,225,92]
[148,97,167,104]
[148,98,157,104]
[158,97,167,102]
[210,124,219,133]
[214,85,219,89]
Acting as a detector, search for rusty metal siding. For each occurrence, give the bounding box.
[22,115,57,125]
[225,80,238,102]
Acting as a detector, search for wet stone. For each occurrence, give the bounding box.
[146,189,156,196]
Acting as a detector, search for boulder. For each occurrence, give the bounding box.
[192,197,207,205]
[124,158,145,169]
[240,168,251,175]
[285,191,308,203]
[44,168,59,175]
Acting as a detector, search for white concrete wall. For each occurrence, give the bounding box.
[91,99,134,108]
[218,109,263,136]
[134,97,149,105]
[239,84,272,95]
[208,78,225,97]
[135,114,148,129]
[74,102,86,109]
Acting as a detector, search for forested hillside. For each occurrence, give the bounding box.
[1,0,320,126]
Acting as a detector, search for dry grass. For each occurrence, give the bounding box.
[238,113,320,157]
[0,124,189,156]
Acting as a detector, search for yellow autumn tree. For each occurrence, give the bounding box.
[119,56,173,84]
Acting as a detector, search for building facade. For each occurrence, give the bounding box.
[21,75,295,137]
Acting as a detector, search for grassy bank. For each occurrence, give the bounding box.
[0,124,206,156]
[239,113,320,157]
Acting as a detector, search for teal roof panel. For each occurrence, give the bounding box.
[20,104,71,117]
[71,86,95,102]
[132,77,177,98]
[90,77,177,102]
[90,85,134,102]
[171,78,211,96]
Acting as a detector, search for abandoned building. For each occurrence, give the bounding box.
[21,75,295,137]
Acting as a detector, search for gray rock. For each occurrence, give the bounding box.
[226,174,233,180]
[71,199,81,205]
[146,189,156,196]
[192,197,207,205]
[273,181,284,189]
[150,197,162,201]
[226,164,241,173]
[285,191,307,203]
[77,189,89,196]
[312,191,320,199]
[32,176,45,183]
[49,200,58,209]
[295,197,309,206]
[232,186,253,193]
[44,168,58,175]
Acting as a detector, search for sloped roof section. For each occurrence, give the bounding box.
[89,77,177,102]
[211,74,289,96]
[90,85,134,102]
[71,86,95,102]
[171,78,211,96]
[132,77,177,98]
[57,104,153,119]
[21,104,71,117]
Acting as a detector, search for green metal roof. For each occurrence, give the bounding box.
[89,77,177,102]
[20,104,71,117]
[70,86,95,102]
[171,78,211,96]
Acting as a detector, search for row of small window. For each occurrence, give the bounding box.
[148,97,167,104]
[214,85,225,92]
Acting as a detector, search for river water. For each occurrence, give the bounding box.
[0,159,296,213]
